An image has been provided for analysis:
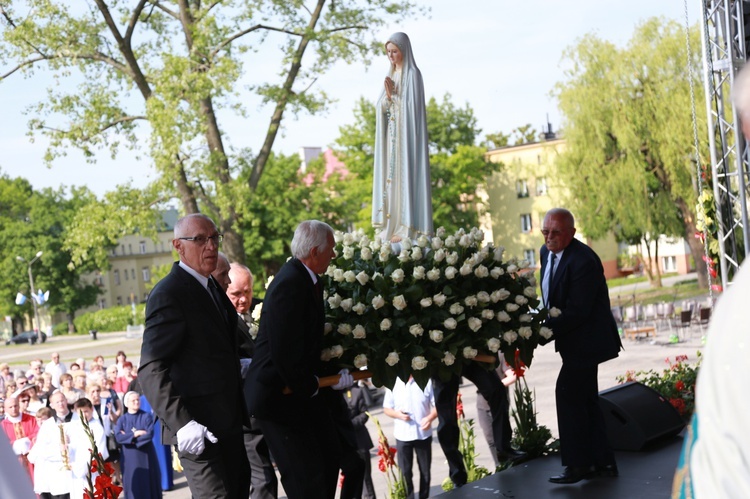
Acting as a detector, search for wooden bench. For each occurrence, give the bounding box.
[623,326,656,341]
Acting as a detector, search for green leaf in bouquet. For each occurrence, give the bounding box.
[402,284,424,302]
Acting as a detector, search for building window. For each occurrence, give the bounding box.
[99,299,106,309]
[120,245,125,255]
[536,177,548,196]
[131,269,136,280]
[128,243,133,254]
[124,269,129,281]
[139,241,147,254]
[142,267,151,282]
[114,270,120,285]
[662,256,677,273]
[116,296,122,306]
[520,214,532,233]
[516,179,529,198]
[523,249,536,267]
[144,292,149,301]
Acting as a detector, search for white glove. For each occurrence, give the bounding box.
[12,437,31,455]
[176,420,218,455]
[332,369,354,391]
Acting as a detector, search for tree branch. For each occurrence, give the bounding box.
[212,24,300,57]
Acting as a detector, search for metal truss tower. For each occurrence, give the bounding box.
[700,0,750,288]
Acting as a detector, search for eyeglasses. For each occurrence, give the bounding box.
[177,234,223,246]
[541,229,565,237]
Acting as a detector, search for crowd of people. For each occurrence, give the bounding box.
[0,351,168,499]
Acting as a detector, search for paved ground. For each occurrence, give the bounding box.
[1,318,705,498]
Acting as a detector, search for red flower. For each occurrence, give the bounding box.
[670,398,686,415]
[513,349,527,378]
[675,380,685,392]
[456,392,465,420]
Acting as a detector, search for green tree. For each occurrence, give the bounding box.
[0,0,425,265]
[426,94,481,153]
[554,18,708,287]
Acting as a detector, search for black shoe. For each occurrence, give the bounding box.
[594,464,619,477]
[497,449,527,462]
[549,466,595,484]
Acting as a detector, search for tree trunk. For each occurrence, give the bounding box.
[676,198,709,288]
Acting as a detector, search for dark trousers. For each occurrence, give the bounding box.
[556,363,615,468]
[339,441,365,499]
[355,448,376,499]
[433,363,510,486]
[178,432,250,499]
[243,418,277,499]
[396,437,432,499]
[40,494,69,499]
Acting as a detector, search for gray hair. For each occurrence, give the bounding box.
[291,220,334,259]
[229,262,254,286]
[217,252,230,267]
[544,208,575,228]
[174,213,216,238]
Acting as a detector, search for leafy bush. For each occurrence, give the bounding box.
[52,322,69,336]
[73,304,146,334]
[617,353,701,420]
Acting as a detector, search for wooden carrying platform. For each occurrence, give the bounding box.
[623,326,656,340]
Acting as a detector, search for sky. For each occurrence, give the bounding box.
[0,0,700,197]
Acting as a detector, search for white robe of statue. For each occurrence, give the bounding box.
[372,32,433,243]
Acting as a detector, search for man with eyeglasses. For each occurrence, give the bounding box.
[540,208,622,485]
[139,213,250,499]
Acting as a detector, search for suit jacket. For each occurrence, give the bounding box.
[541,238,622,367]
[344,386,374,450]
[244,258,323,423]
[139,262,245,443]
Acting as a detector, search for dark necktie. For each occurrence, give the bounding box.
[314,278,323,302]
[207,278,226,320]
[544,253,556,306]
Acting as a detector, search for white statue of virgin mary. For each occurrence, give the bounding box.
[372,32,433,243]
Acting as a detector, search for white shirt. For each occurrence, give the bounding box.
[383,378,435,442]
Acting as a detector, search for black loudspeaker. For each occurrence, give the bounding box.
[598,381,686,451]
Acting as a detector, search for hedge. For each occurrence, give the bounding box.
[73,304,146,334]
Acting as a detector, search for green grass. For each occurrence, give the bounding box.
[609,279,706,307]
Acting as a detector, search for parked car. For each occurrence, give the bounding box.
[5,330,47,345]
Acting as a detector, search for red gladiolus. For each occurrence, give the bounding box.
[513,349,527,378]
[456,392,465,420]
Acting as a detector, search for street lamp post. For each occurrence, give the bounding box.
[16,251,43,341]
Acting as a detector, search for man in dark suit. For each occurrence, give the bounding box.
[244,220,353,499]
[139,213,250,498]
[540,208,622,484]
[226,262,277,499]
[343,384,376,499]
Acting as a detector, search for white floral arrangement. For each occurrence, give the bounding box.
[321,227,552,390]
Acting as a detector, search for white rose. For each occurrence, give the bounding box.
[446,252,459,265]
[519,313,532,323]
[459,234,472,247]
[333,269,345,282]
[420,297,433,308]
[327,293,342,309]
[369,239,382,251]
[519,259,530,269]
[331,345,344,358]
[518,326,532,339]
[515,295,528,305]
[343,246,355,260]
[334,232,344,243]
[398,250,410,263]
[431,237,444,250]
[502,330,518,344]
[324,322,333,334]
[411,356,428,371]
[417,235,429,248]
[426,268,441,281]
[385,352,400,366]
[251,302,263,321]
[342,233,355,245]
[433,293,447,306]
[507,264,518,273]
[343,270,356,283]
[496,311,511,322]
[352,325,367,339]
[494,289,511,301]
[391,268,405,284]
[340,298,353,312]
[549,307,562,318]
[392,295,407,311]
[505,303,520,312]
[474,265,489,278]
[445,236,456,248]
[360,247,373,260]
[352,302,366,315]
[523,286,537,298]
[477,291,490,303]
[413,266,426,280]
[249,323,259,339]
[380,318,392,331]
[481,309,495,320]
[459,264,473,276]
[433,248,446,263]
[379,248,391,262]
[436,227,446,237]
[402,238,412,250]
[444,318,458,330]
[429,329,444,342]
[487,337,501,353]
[540,326,554,339]
[445,266,458,280]
[356,271,370,286]
[320,349,333,361]
[325,266,336,277]
[372,272,383,281]
[526,275,537,286]
[337,323,353,335]
[449,303,464,315]
[473,228,485,243]
[409,324,424,337]
[442,351,456,366]
[490,267,505,278]
[411,247,423,260]
[493,246,505,261]
[468,317,483,332]
[464,295,478,308]
[354,354,368,369]
[372,295,386,310]
[463,347,478,359]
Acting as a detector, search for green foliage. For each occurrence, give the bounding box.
[52,322,69,336]
[511,376,558,457]
[617,353,701,420]
[426,94,481,154]
[73,304,146,334]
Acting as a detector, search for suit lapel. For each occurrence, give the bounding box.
[174,264,233,345]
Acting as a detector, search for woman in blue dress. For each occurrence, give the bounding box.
[115,391,162,499]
